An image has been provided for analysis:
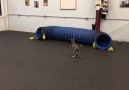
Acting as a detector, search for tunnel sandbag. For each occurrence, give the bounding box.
[35,26,112,50]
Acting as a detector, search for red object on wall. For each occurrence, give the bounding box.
[95,6,101,32]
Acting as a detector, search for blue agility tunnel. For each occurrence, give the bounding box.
[35,26,112,50]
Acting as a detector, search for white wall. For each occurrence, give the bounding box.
[8,0,129,41]
[109,22,129,42]
[0,0,8,31]
[0,18,6,31]
[8,0,96,32]
[99,0,129,42]
[8,0,95,17]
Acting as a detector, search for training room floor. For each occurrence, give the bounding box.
[0,31,129,90]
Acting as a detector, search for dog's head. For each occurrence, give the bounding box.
[70,38,75,43]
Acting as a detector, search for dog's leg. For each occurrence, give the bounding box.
[72,50,76,57]
[78,51,81,57]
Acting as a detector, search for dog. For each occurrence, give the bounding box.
[71,38,82,58]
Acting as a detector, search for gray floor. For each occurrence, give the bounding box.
[0,31,129,90]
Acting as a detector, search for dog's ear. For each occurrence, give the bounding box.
[71,38,75,42]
